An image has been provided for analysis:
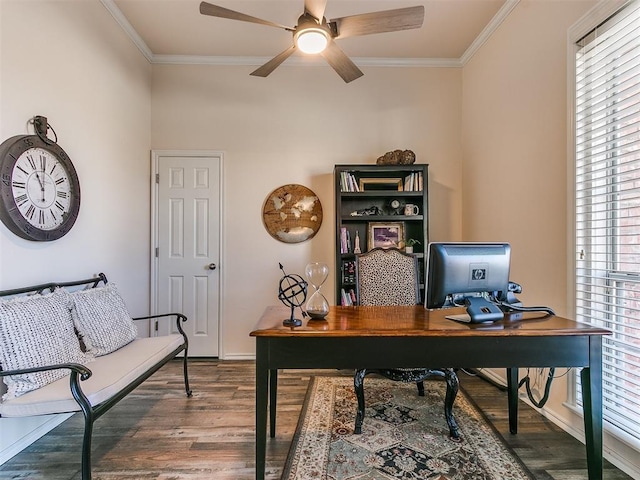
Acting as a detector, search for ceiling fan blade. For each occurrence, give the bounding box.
[250,45,297,78]
[304,0,327,22]
[331,6,425,39]
[321,41,363,83]
[199,2,291,31]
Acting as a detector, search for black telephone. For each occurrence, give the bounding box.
[497,281,555,316]
[499,281,523,305]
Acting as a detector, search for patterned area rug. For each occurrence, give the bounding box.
[282,376,534,480]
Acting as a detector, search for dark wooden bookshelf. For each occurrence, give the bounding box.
[334,164,429,305]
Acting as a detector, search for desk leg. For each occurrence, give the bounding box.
[270,369,278,438]
[507,367,518,434]
[582,336,603,480]
[255,342,268,480]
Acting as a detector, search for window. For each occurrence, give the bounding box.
[574,0,640,443]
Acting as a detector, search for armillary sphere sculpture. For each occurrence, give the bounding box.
[277,263,308,327]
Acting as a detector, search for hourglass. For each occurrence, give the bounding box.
[304,262,330,319]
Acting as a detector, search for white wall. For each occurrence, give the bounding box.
[0,0,151,463]
[151,64,464,356]
[462,0,639,476]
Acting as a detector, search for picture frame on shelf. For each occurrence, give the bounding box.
[359,178,404,191]
[367,222,404,250]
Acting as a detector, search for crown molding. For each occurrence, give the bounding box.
[460,0,520,66]
[100,0,153,62]
[568,0,628,42]
[101,0,514,70]
[152,54,462,68]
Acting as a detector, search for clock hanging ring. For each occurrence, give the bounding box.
[0,116,81,241]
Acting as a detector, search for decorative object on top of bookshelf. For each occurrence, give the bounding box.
[376,149,416,165]
[277,263,308,327]
[350,206,382,217]
[368,222,405,250]
[359,177,404,191]
[262,184,323,244]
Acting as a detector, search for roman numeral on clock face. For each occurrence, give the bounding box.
[26,204,35,220]
[15,194,28,207]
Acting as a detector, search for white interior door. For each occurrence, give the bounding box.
[152,151,222,357]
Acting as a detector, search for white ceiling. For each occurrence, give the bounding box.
[105,0,514,66]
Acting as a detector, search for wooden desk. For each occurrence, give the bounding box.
[250,305,610,480]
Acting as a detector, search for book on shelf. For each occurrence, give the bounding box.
[340,288,357,306]
[403,171,423,192]
[340,171,360,192]
[340,227,352,254]
[340,288,351,306]
[349,288,357,305]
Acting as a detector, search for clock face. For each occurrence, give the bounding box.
[12,147,72,231]
[0,134,80,241]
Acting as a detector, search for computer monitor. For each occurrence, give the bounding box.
[425,242,511,323]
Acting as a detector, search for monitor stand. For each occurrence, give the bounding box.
[464,296,504,323]
[445,296,504,323]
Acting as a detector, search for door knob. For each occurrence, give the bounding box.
[208,263,217,270]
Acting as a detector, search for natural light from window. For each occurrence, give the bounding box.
[574,0,640,444]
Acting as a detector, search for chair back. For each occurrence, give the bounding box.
[356,248,420,306]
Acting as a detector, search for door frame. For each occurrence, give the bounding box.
[150,150,225,355]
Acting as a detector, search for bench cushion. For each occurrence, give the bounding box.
[0,289,91,400]
[70,283,138,356]
[0,334,184,417]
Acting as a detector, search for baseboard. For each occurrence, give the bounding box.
[0,413,72,465]
[220,353,256,361]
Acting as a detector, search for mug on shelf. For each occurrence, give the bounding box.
[404,204,419,216]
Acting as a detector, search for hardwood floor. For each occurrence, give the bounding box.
[0,359,633,479]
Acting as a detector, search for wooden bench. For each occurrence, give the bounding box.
[0,273,192,480]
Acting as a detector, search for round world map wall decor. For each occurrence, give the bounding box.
[262,184,323,243]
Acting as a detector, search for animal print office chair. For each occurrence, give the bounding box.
[354,247,460,440]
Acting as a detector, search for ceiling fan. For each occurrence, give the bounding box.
[199,0,425,83]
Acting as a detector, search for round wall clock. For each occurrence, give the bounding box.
[0,118,81,241]
[262,184,323,243]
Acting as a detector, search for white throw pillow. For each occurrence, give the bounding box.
[70,283,138,356]
[0,288,90,400]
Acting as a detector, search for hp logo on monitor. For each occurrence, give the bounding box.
[471,268,487,281]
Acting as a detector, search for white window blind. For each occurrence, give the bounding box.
[575,0,640,442]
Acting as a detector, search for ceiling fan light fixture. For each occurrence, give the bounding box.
[295,28,329,54]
